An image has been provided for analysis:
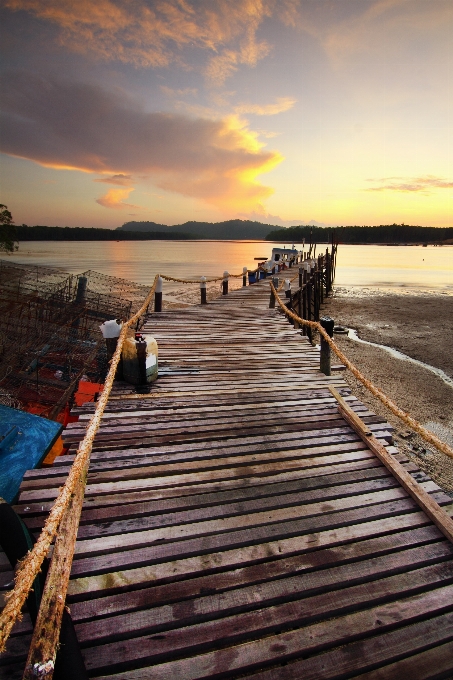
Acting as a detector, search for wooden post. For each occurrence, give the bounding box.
[284,279,292,310]
[298,266,303,288]
[320,316,334,375]
[242,267,247,287]
[154,276,163,312]
[307,278,312,343]
[222,271,229,295]
[135,334,148,386]
[100,320,123,380]
[325,251,331,296]
[200,276,207,305]
[318,255,324,305]
[269,277,279,308]
[75,275,87,304]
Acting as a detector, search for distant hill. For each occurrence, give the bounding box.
[265,224,453,244]
[118,219,276,239]
[14,225,194,241]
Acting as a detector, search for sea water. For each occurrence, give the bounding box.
[6,241,453,293]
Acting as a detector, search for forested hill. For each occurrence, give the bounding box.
[265,224,453,244]
[118,220,275,239]
[14,225,194,240]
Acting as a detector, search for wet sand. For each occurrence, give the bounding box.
[162,283,453,494]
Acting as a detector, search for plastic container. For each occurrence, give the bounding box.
[122,334,158,385]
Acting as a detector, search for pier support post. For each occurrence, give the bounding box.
[242,267,248,287]
[154,276,163,312]
[298,266,304,288]
[222,271,229,295]
[200,276,207,305]
[320,316,334,375]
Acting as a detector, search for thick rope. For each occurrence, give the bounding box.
[269,281,453,461]
[0,276,159,653]
[161,269,250,284]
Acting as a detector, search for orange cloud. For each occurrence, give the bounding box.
[234,97,297,116]
[96,188,139,209]
[93,174,134,186]
[1,72,283,212]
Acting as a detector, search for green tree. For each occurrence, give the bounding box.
[0,204,18,253]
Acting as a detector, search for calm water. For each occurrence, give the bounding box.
[6,241,453,293]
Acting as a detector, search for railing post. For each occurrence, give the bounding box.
[269,277,278,308]
[284,279,292,309]
[320,316,335,375]
[200,276,207,304]
[154,276,163,312]
[135,333,149,390]
[298,266,303,288]
[242,266,247,287]
[99,319,123,380]
[222,271,229,295]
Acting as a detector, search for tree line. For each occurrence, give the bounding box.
[265,224,453,244]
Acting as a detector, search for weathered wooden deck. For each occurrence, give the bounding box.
[4,281,453,679]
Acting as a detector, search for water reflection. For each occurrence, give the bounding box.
[8,241,453,292]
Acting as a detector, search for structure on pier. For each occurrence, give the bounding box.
[2,276,453,679]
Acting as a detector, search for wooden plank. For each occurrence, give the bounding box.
[79,563,453,672]
[68,502,432,583]
[241,613,453,679]
[329,385,453,544]
[92,587,453,679]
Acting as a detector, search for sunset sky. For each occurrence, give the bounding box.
[1,0,452,229]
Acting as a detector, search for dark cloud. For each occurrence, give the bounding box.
[0,71,282,209]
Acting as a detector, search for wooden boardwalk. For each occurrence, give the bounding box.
[3,281,453,679]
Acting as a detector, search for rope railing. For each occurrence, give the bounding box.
[269,280,453,462]
[0,275,159,663]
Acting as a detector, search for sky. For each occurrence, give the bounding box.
[0,0,452,229]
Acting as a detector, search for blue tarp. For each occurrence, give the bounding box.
[0,405,62,503]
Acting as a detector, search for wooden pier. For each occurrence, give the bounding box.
[3,280,453,679]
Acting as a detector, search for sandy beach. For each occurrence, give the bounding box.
[162,282,453,495]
